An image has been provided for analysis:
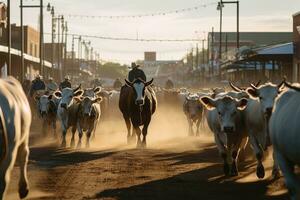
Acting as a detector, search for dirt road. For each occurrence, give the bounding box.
[6,107,290,200]
[6,135,288,200]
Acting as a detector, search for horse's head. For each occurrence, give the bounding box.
[125,78,153,106]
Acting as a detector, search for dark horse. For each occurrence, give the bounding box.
[119,78,157,148]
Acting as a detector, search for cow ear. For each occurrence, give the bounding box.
[237,98,248,110]
[48,95,53,100]
[246,88,258,98]
[200,96,216,110]
[94,86,102,94]
[54,91,62,97]
[74,90,84,97]
[93,97,102,103]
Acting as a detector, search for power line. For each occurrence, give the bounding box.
[61,2,217,20]
[45,32,200,42]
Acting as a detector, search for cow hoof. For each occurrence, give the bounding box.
[77,143,82,149]
[86,143,90,148]
[19,186,29,199]
[230,163,239,176]
[223,163,230,176]
[256,163,265,179]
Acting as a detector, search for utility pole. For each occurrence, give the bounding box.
[196,44,199,70]
[7,0,11,76]
[202,39,206,85]
[217,0,223,79]
[237,1,240,50]
[64,22,68,77]
[20,0,24,81]
[40,0,44,76]
[211,27,214,77]
[225,33,228,56]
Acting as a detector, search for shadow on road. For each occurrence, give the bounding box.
[29,145,118,168]
[87,146,288,200]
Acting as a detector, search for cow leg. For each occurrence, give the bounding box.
[124,116,132,144]
[135,126,142,148]
[275,150,300,200]
[141,124,149,149]
[70,126,76,148]
[214,133,229,176]
[61,128,67,148]
[230,149,240,177]
[187,118,193,136]
[0,148,16,200]
[42,119,48,136]
[196,119,201,137]
[52,120,57,140]
[248,133,265,179]
[86,130,92,148]
[17,141,30,199]
[272,150,280,179]
[77,125,83,149]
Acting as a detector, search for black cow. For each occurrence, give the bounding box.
[119,78,156,148]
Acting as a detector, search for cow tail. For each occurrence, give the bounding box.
[0,105,7,165]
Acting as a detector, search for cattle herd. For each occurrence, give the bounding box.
[1,76,300,199]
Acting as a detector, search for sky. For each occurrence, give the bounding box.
[6,0,300,64]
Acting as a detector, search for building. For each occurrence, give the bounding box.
[137,52,183,85]
[293,12,300,82]
[208,32,293,69]
[144,52,156,61]
[10,24,40,57]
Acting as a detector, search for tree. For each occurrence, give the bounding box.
[97,62,128,79]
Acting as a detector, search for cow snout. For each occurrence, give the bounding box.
[41,111,47,116]
[135,99,144,105]
[264,107,273,117]
[61,103,67,109]
[84,113,90,117]
[223,126,234,133]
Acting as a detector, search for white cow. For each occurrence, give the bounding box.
[77,96,102,148]
[245,81,284,178]
[35,94,59,137]
[56,86,83,148]
[270,82,300,200]
[183,93,203,136]
[200,95,248,176]
[0,77,32,199]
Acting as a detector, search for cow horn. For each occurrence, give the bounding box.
[125,79,133,87]
[278,77,286,89]
[145,78,154,86]
[229,82,242,92]
[283,80,300,91]
[250,83,257,90]
[255,80,261,87]
[74,84,81,92]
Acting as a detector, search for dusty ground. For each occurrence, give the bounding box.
[6,105,289,200]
